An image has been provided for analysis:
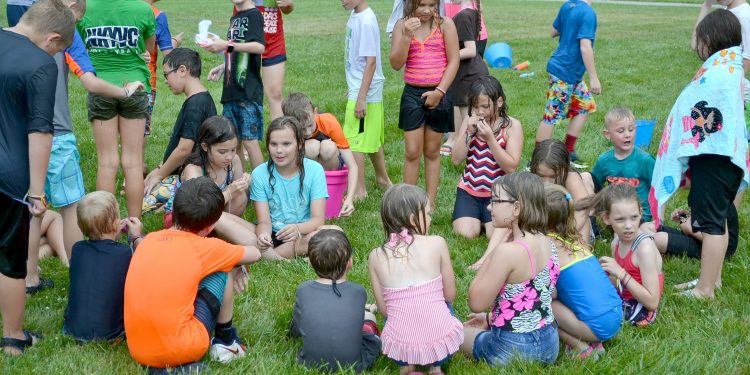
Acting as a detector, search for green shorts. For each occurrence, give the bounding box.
[87,90,149,122]
[343,100,384,153]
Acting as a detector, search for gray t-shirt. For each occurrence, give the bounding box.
[290,280,380,372]
[52,52,73,135]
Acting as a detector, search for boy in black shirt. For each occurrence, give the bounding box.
[203,0,265,169]
[143,48,217,213]
[0,0,75,355]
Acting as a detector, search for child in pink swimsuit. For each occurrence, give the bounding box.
[368,184,463,375]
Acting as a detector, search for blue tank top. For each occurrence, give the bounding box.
[557,254,621,322]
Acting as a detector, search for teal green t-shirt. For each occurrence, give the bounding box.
[77,0,155,91]
[591,148,655,221]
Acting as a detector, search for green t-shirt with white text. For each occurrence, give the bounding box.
[77,0,155,91]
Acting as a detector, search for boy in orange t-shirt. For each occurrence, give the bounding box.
[282,92,358,216]
[124,177,261,371]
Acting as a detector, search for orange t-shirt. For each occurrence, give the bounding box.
[312,113,350,149]
[124,230,244,367]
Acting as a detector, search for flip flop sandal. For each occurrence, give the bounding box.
[674,278,699,290]
[439,144,452,156]
[26,278,54,295]
[1,330,41,355]
[364,304,378,314]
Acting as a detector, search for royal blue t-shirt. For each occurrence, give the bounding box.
[546,0,597,84]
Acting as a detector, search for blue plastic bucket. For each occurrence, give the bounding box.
[635,119,656,149]
[484,42,512,69]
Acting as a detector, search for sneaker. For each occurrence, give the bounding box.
[569,151,589,169]
[566,342,605,360]
[209,327,247,363]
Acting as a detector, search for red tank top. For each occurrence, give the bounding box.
[614,233,664,301]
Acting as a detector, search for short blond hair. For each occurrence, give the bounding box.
[20,0,76,49]
[77,191,119,240]
[604,106,635,129]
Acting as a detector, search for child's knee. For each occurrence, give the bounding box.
[305,139,321,158]
[318,140,339,162]
[453,222,480,239]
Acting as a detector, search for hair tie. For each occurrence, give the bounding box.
[564,194,572,201]
[387,229,413,247]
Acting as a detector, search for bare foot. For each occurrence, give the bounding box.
[677,287,714,299]
[352,191,368,202]
[260,249,290,261]
[674,278,721,290]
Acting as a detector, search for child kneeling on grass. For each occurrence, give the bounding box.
[290,229,381,372]
[579,183,663,327]
[124,177,261,372]
[545,184,621,360]
[282,92,358,216]
[63,191,143,342]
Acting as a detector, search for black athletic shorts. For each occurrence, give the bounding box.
[660,203,738,259]
[0,192,30,279]
[398,84,454,133]
[687,155,742,235]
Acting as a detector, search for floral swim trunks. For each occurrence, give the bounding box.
[542,73,596,126]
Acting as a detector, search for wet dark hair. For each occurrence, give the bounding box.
[695,9,742,60]
[265,116,306,198]
[163,47,202,78]
[308,229,352,297]
[380,184,429,257]
[185,116,237,170]
[467,75,510,131]
[493,172,547,236]
[530,139,570,186]
[173,177,225,233]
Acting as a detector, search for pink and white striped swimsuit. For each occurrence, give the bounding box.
[404,26,447,87]
[380,275,464,365]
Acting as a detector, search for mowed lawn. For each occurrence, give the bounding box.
[2,0,750,373]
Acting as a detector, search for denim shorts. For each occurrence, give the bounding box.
[223,99,264,141]
[473,324,559,366]
[45,133,85,207]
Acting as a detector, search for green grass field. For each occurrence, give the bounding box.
[2,0,750,373]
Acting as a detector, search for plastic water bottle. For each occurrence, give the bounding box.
[520,72,535,78]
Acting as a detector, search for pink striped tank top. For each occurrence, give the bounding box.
[380,275,464,365]
[404,26,447,86]
[458,127,508,197]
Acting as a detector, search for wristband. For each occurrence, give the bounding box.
[128,234,144,248]
[435,86,447,96]
[25,192,48,208]
[226,41,235,53]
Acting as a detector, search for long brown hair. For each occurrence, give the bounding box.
[544,184,588,255]
[493,172,547,236]
[403,0,443,28]
[576,182,641,218]
[530,139,570,186]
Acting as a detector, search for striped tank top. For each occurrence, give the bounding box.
[404,25,447,86]
[458,127,508,197]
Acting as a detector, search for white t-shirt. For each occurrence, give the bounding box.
[345,7,385,102]
[729,3,750,101]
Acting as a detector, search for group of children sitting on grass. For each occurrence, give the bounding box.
[18,0,749,373]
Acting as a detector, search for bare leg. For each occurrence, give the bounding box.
[353,151,368,200]
[369,147,392,188]
[460,327,484,357]
[318,140,341,171]
[691,232,727,298]
[92,118,121,194]
[274,225,342,259]
[304,139,321,161]
[39,211,66,266]
[214,213,257,247]
[566,113,589,139]
[261,62,285,120]
[25,217,42,287]
[243,140,264,170]
[535,120,554,143]
[0,273,28,355]
[217,271,235,324]
[552,300,598,351]
[119,116,146,219]
[423,127,444,208]
[452,217,483,239]
[403,127,425,186]
[399,365,416,375]
[60,204,82,261]
[484,222,495,239]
